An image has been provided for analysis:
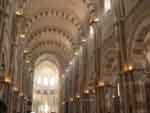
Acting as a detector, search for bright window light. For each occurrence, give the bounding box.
[117,83,120,96]
[37,77,41,85]
[105,0,111,13]
[39,104,49,113]
[44,104,49,113]
[50,77,56,87]
[90,26,94,36]
[146,51,150,63]
[44,77,49,86]
[33,59,60,113]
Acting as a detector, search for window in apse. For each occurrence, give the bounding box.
[43,76,49,86]
[33,61,60,113]
[104,0,111,13]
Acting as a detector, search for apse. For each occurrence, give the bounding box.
[32,54,60,113]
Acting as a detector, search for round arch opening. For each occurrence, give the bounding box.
[32,54,60,113]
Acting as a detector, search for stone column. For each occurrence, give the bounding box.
[145,75,150,112]
[96,86,105,113]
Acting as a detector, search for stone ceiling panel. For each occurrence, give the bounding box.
[20,0,97,71]
[23,0,89,21]
[26,16,79,42]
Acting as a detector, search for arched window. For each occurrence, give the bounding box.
[104,0,111,13]
[33,59,60,113]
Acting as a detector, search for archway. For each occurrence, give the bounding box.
[32,55,60,113]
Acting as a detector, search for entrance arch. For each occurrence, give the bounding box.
[32,55,60,113]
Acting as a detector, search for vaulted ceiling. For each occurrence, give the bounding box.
[17,0,99,74]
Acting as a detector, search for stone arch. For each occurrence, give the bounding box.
[22,0,90,16]
[30,40,73,57]
[128,16,150,68]
[26,25,74,48]
[27,42,71,70]
[26,8,81,31]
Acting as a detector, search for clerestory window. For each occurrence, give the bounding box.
[104,0,111,13]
